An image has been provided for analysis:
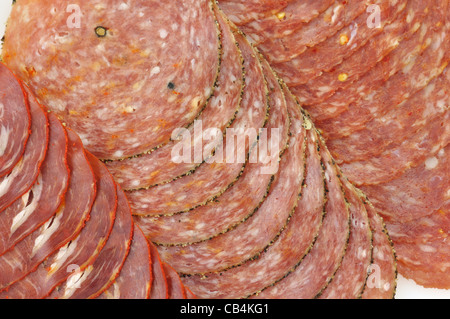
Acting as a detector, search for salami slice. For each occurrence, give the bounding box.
[181,126,324,299]
[0,152,117,299]
[0,128,96,292]
[105,6,244,190]
[361,200,397,299]
[47,187,133,299]
[135,56,290,246]
[98,225,152,300]
[328,66,449,164]
[0,63,31,178]
[271,0,413,87]
[126,29,269,217]
[149,242,169,299]
[0,113,69,257]
[163,263,187,300]
[361,145,449,223]
[239,0,336,45]
[258,0,372,63]
[2,0,221,160]
[319,176,372,299]
[184,287,198,299]
[252,135,350,299]
[0,84,48,213]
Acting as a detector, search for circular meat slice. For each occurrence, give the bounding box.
[181,126,324,299]
[240,0,336,45]
[135,56,290,245]
[0,113,69,257]
[156,92,306,275]
[253,135,350,299]
[319,176,372,299]
[361,200,397,299]
[0,84,48,213]
[163,263,187,300]
[0,63,30,178]
[126,29,269,217]
[149,242,169,299]
[329,66,449,164]
[97,225,152,300]
[105,6,244,190]
[361,145,449,223]
[2,0,221,160]
[258,0,372,63]
[47,186,133,299]
[0,152,117,299]
[272,0,415,87]
[0,128,96,292]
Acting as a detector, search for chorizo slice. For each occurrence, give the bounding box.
[149,242,169,299]
[163,262,187,300]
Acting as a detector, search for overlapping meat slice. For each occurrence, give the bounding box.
[105,5,244,190]
[0,64,30,178]
[2,0,221,160]
[163,262,187,299]
[0,152,117,299]
[0,129,96,292]
[135,53,290,246]
[126,28,269,217]
[0,85,48,213]
[149,242,169,299]
[0,113,69,256]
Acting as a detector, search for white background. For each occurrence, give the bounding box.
[1,1,448,300]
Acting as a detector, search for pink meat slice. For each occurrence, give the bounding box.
[126,29,269,217]
[163,263,187,300]
[0,63,31,178]
[2,0,221,160]
[0,113,69,257]
[149,242,169,299]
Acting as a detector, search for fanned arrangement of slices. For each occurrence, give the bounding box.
[0,0,446,299]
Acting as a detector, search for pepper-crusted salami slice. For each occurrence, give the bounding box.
[0,128,96,291]
[2,0,221,160]
[163,263,187,300]
[105,5,244,190]
[48,187,133,299]
[97,225,152,300]
[0,85,48,213]
[0,152,117,299]
[149,242,169,299]
[181,125,324,299]
[253,135,350,299]
[0,64,30,178]
[258,0,372,63]
[135,55,290,245]
[156,90,306,275]
[319,176,372,299]
[126,29,269,217]
[0,113,69,257]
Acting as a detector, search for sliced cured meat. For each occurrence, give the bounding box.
[47,187,133,299]
[126,29,269,217]
[0,63,30,178]
[135,56,290,245]
[240,0,336,45]
[252,136,350,299]
[361,200,397,299]
[272,0,413,87]
[2,0,221,160]
[0,152,117,299]
[319,176,372,299]
[0,84,48,213]
[149,242,169,299]
[157,89,307,275]
[0,128,96,291]
[258,0,372,63]
[184,287,197,299]
[181,126,325,299]
[163,263,187,300]
[329,67,449,164]
[386,202,449,289]
[292,0,422,105]
[0,112,69,257]
[105,6,244,190]
[218,0,294,26]
[361,145,449,223]
[342,112,449,186]
[98,225,152,300]
[318,19,449,139]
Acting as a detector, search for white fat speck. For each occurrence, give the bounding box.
[150,66,161,76]
[63,265,94,299]
[11,178,43,235]
[32,213,63,257]
[113,150,124,158]
[118,3,129,10]
[48,237,80,274]
[0,125,12,157]
[425,157,438,170]
[159,29,169,39]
